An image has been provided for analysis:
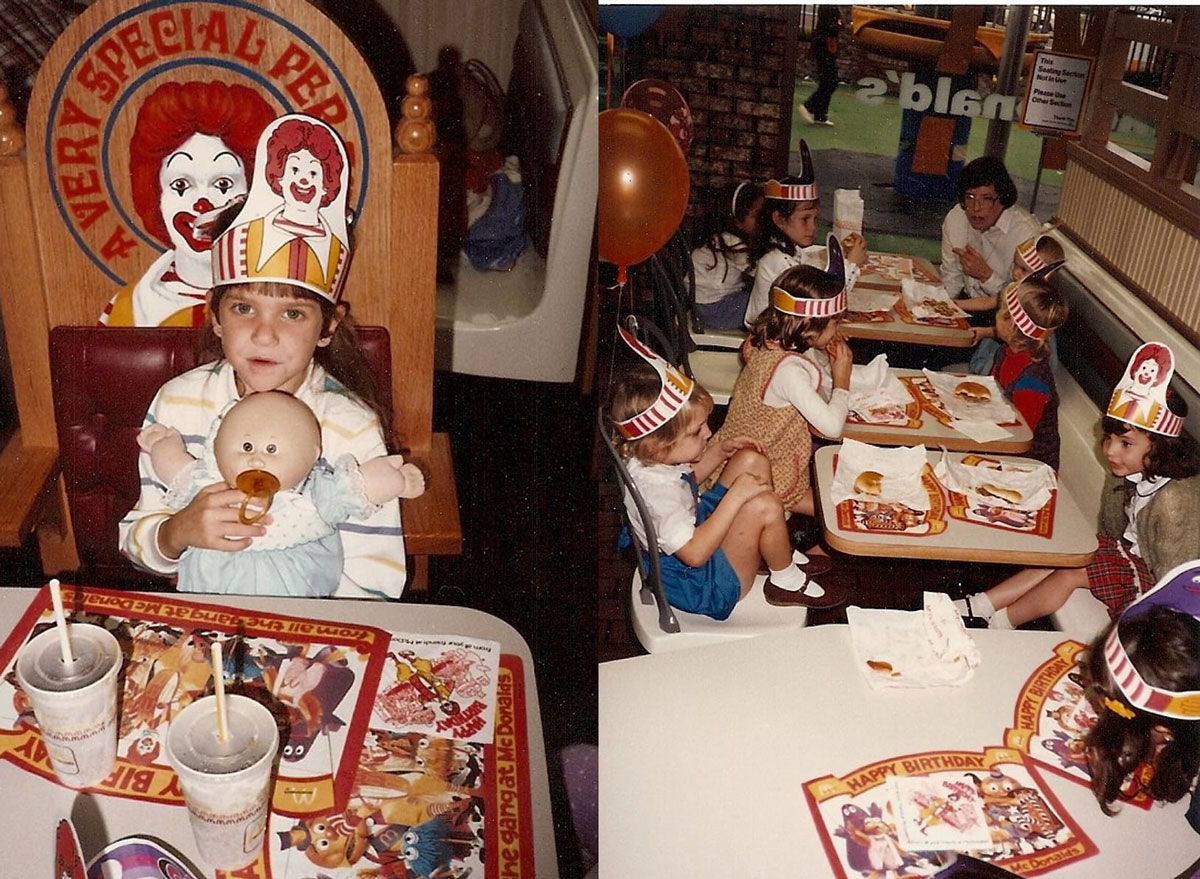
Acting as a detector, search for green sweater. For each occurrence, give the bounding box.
[1099,472,1200,583]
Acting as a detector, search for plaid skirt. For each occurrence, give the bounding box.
[1086,534,1152,619]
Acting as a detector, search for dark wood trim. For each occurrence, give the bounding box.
[1111,10,1174,45]
[776,5,801,179]
[1100,79,1167,122]
[1054,220,1200,354]
[1066,141,1200,238]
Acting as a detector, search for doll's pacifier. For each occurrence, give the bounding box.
[235,469,280,524]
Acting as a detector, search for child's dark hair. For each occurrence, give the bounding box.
[608,364,714,463]
[197,283,395,449]
[1005,278,1067,360]
[1035,235,1065,264]
[696,181,762,281]
[746,264,842,351]
[1083,606,1200,814]
[751,179,818,261]
[1101,391,1199,479]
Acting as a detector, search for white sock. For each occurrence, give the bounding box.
[769,564,826,598]
[989,608,1015,630]
[954,592,995,619]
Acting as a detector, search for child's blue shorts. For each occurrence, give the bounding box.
[655,483,742,620]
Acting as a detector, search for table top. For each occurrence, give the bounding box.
[824,368,1033,454]
[842,253,976,348]
[813,445,1099,566]
[599,626,1200,878]
[0,588,559,878]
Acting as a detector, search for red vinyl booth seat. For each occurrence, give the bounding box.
[48,325,392,587]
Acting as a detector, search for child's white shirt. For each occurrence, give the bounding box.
[1123,473,1171,557]
[622,458,697,556]
[761,349,850,438]
[744,243,861,326]
[119,359,408,599]
[691,232,752,305]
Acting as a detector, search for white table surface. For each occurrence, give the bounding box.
[0,588,558,878]
[814,445,1099,566]
[842,253,976,348]
[599,626,1200,878]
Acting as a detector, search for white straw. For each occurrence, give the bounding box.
[48,579,73,665]
[212,641,228,743]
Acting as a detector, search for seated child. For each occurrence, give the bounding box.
[690,181,763,331]
[744,140,867,325]
[1078,560,1200,823]
[140,390,424,596]
[966,235,1066,374]
[707,238,852,521]
[608,327,844,619]
[956,343,1200,628]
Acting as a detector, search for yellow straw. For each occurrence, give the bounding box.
[48,579,74,665]
[212,641,228,743]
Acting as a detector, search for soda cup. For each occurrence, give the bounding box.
[15,623,121,788]
[166,694,279,870]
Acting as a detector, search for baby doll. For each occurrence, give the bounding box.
[139,390,424,596]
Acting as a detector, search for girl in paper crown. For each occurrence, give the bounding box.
[955,343,1200,629]
[119,114,415,599]
[690,180,763,331]
[607,326,843,619]
[743,140,868,326]
[705,238,852,539]
[137,390,424,596]
[1079,560,1200,824]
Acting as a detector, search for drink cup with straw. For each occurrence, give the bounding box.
[15,579,122,788]
[166,641,279,870]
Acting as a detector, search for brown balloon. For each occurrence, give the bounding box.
[598,109,690,270]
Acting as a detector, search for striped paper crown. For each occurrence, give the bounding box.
[1004,284,1050,341]
[212,114,352,303]
[763,139,817,202]
[1106,342,1183,437]
[772,233,846,318]
[615,326,695,440]
[1104,560,1200,719]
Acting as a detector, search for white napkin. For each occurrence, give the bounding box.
[848,592,982,690]
[848,354,912,423]
[866,254,914,281]
[948,419,1013,443]
[847,289,899,313]
[900,279,968,320]
[830,438,930,510]
[921,370,1018,424]
[934,449,1057,511]
[833,188,864,237]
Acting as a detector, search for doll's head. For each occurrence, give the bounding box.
[214,391,322,520]
[995,278,1067,360]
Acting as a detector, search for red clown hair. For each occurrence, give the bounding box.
[263,119,344,207]
[1128,343,1173,385]
[129,81,276,247]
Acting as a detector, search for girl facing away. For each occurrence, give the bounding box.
[743,140,867,326]
[690,181,764,331]
[608,328,844,619]
[119,113,409,599]
[1079,560,1200,825]
[957,343,1200,629]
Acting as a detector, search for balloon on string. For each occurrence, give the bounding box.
[598,5,663,42]
[621,79,694,154]
[598,109,690,278]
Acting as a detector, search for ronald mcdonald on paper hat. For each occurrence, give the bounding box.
[212,114,352,303]
[1106,342,1183,437]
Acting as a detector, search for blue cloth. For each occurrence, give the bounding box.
[968,337,1002,375]
[695,289,751,331]
[465,171,529,271]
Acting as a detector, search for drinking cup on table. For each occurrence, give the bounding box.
[15,623,121,788]
[166,694,279,871]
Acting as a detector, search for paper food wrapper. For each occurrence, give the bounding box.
[848,354,912,423]
[847,289,898,314]
[901,279,968,321]
[848,592,982,690]
[832,188,864,237]
[866,254,914,281]
[831,438,930,510]
[935,450,1057,512]
[921,370,1018,424]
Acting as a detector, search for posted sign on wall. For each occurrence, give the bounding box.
[1020,51,1094,136]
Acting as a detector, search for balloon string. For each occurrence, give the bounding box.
[606,32,615,110]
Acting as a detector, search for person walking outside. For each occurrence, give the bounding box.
[799,6,842,127]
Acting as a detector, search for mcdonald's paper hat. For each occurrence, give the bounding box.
[772,233,847,318]
[1106,342,1183,437]
[615,325,695,440]
[763,140,817,202]
[212,114,352,303]
[1015,237,1065,276]
[1104,559,1200,720]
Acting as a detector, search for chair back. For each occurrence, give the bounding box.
[48,325,391,585]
